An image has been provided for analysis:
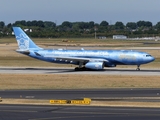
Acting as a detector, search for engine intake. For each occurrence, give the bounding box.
[85,62,104,70]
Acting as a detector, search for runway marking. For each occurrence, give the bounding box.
[25,96,35,98]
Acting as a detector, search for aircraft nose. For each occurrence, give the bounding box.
[151,56,155,62]
[149,56,155,62]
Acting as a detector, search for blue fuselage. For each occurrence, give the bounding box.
[21,49,155,67]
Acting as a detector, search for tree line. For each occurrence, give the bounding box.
[0,20,160,38]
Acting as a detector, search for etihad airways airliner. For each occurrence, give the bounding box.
[13,27,155,71]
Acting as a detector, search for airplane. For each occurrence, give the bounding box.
[12,27,155,71]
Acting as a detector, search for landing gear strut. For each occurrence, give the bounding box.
[136,65,140,71]
[75,62,87,71]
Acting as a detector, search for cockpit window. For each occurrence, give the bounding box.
[146,55,151,57]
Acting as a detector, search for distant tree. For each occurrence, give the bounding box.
[108,25,116,30]
[126,22,137,29]
[2,26,8,34]
[137,21,145,27]
[37,20,44,27]
[100,21,109,26]
[155,22,160,30]
[62,21,72,28]
[14,21,21,26]
[88,21,94,28]
[31,20,38,26]
[83,22,89,29]
[7,23,12,28]
[72,23,80,31]
[78,22,86,29]
[13,20,26,26]
[20,20,27,26]
[145,21,152,27]
[44,21,56,28]
[115,21,124,29]
[94,23,100,27]
[0,21,5,28]
[137,20,152,27]
[26,21,32,26]
[1,19,158,38]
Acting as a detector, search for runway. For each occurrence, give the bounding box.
[1,89,160,99]
[0,67,160,75]
[0,104,160,120]
[1,89,160,119]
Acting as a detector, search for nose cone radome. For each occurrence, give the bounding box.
[147,56,155,63]
[151,56,155,62]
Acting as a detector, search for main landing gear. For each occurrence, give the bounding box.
[136,65,140,71]
[75,62,88,71]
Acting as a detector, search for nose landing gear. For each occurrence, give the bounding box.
[136,65,140,71]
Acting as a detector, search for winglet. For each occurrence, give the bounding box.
[13,27,42,50]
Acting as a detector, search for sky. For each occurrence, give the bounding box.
[0,0,160,25]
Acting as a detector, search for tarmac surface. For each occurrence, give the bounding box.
[0,104,160,120]
[0,89,160,99]
[0,67,160,119]
[0,89,160,120]
[0,67,160,75]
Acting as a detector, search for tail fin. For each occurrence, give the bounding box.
[13,27,41,50]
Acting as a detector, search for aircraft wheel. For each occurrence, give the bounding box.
[136,68,140,71]
[81,67,87,71]
[75,67,79,71]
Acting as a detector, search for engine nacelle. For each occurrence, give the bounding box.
[85,62,104,70]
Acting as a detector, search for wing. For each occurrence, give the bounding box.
[44,55,109,63]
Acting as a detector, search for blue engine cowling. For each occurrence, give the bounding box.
[85,62,104,70]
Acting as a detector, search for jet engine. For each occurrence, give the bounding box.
[85,62,104,70]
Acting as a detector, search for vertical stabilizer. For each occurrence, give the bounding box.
[13,27,41,50]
